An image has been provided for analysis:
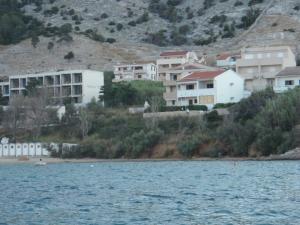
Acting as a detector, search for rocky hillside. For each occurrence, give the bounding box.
[1,0,300,75]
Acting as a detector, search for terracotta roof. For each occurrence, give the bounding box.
[276,67,300,77]
[217,53,241,60]
[172,63,211,70]
[160,51,188,57]
[179,70,225,82]
[217,54,231,60]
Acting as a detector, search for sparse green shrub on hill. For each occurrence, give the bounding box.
[144,29,169,46]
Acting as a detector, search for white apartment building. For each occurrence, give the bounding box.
[163,63,219,106]
[0,70,104,105]
[157,51,198,81]
[274,67,300,93]
[236,46,296,91]
[176,70,244,109]
[113,62,157,82]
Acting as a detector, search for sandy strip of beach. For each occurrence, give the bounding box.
[0,156,288,165]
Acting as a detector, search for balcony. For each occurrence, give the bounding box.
[177,88,215,98]
[163,80,177,86]
[73,73,82,83]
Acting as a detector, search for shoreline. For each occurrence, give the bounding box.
[0,156,299,165]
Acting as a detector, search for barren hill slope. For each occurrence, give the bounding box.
[1,0,300,75]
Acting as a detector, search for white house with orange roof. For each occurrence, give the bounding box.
[163,63,218,106]
[176,70,244,109]
[157,51,198,81]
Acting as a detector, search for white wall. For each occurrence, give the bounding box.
[215,70,244,104]
[82,70,104,105]
[276,76,300,88]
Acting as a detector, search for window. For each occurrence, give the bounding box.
[138,75,142,79]
[186,84,194,90]
[230,82,234,86]
[172,100,176,105]
[194,99,197,104]
[206,83,214,89]
[285,80,294,86]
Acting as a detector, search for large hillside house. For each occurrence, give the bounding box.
[274,67,300,93]
[163,63,218,106]
[0,70,104,105]
[176,70,244,109]
[157,51,198,81]
[113,62,157,82]
[236,46,296,91]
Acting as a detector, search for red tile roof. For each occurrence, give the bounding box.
[160,51,188,57]
[217,54,231,60]
[217,53,241,60]
[179,70,225,82]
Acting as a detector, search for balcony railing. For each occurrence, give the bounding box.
[163,80,177,86]
[177,88,215,98]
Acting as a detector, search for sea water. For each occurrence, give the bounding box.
[0,161,299,225]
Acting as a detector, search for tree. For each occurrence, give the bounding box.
[78,107,92,139]
[24,87,52,139]
[64,51,74,60]
[3,95,26,142]
[0,92,8,105]
[24,79,42,96]
[31,32,40,48]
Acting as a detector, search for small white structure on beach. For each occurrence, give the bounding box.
[0,143,50,157]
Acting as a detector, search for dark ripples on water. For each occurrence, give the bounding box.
[0,161,299,225]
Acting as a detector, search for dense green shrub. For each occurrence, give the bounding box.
[144,29,168,46]
[177,134,210,158]
[248,0,264,6]
[237,8,261,29]
[203,0,216,9]
[148,0,183,23]
[0,8,44,45]
[213,103,235,109]
[234,1,243,6]
[136,12,149,24]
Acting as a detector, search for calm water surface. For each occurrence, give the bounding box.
[0,161,299,225]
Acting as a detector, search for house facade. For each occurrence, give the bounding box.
[176,70,244,109]
[216,53,240,70]
[274,67,300,93]
[0,70,104,105]
[113,62,157,82]
[163,63,218,106]
[157,51,198,81]
[236,46,296,91]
